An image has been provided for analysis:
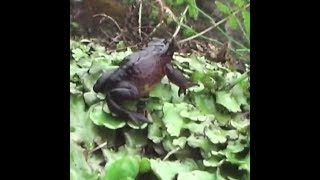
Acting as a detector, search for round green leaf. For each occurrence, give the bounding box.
[127,121,148,129]
[178,170,216,180]
[84,91,99,106]
[89,103,126,129]
[103,156,140,180]
[139,158,151,173]
[162,102,190,137]
[216,91,241,113]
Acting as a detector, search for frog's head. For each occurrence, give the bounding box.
[93,72,111,94]
[147,38,175,57]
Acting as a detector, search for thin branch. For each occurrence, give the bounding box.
[88,141,108,154]
[172,6,188,39]
[93,14,122,33]
[163,147,180,161]
[148,20,164,37]
[177,3,250,44]
[138,0,143,39]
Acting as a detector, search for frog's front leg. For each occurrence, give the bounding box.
[164,64,198,96]
[107,82,149,123]
[93,70,115,93]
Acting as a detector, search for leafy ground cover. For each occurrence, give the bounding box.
[70,38,250,180]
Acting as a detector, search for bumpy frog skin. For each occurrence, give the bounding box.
[93,38,197,123]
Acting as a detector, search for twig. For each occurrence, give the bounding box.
[88,141,108,154]
[163,147,180,161]
[93,14,122,33]
[172,6,188,39]
[149,0,177,38]
[148,20,164,37]
[138,0,143,39]
[177,4,250,44]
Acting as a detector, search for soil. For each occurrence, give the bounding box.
[70,0,248,71]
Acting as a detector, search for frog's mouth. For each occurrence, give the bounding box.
[163,38,175,57]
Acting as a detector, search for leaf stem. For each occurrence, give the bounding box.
[163,147,180,160]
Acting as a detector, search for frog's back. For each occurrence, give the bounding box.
[109,38,173,95]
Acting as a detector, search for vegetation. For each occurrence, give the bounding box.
[70,0,250,179]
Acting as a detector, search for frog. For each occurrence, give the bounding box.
[93,38,197,123]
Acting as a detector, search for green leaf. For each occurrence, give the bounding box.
[194,94,216,114]
[225,150,250,173]
[203,156,225,167]
[124,129,148,148]
[148,120,165,143]
[89,102,126,129]
[116,41,126,49]
[139,158,151,173]
[70,60,88,81]
[216,91,241,112]
[150,159,197,180]
[72,48,89,62]
[146,98,163,111]
[242,10,250,37]
[188,81,205,93]
[233,0,244,7]
[174,55,204,72]
[231,80,249,107]
[187,134,214,158]
[103,156,140,180]
[176,0,184,5]
[149,83,173,101]
[186,0,199,19]
[230,117,250,132]
[70,141,99,180]
[102,146,140,165]
[82,72,102,92]
[89,57,116,75]
[205,125,227,144]
[240,153,250,172]
[182,27,196,37]
[127,121,148,129]
[162,136,177,152]
[228,14,238,30]
[70,82,82,95]
[70,95,97,149]
[83,91,99,106]
[178,170,216,180]
[215,1,231,15]
[226,140,245,153]
[162,102,190,137]
[173,137,187,149]
[180,109,215,122]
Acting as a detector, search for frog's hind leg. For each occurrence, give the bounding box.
[106,97,149,123]
[107,82,149,122]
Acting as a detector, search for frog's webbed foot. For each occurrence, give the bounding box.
[106,96,149,123]
[164,64,199,96]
